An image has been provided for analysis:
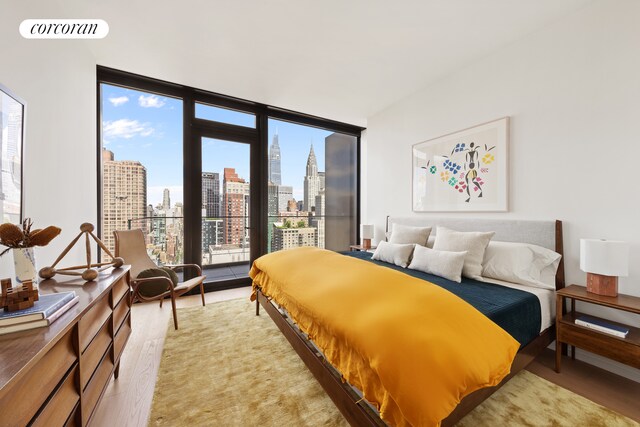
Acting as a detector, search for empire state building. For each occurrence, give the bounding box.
[268,131,282,185]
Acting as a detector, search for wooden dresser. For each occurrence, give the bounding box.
[0,266,131,427]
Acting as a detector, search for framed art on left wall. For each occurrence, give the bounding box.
[412,117,509,212]
[0,83,25,223]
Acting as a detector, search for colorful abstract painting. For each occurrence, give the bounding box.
[412,117,508,212]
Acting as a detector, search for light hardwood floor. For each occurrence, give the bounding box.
[92,287,640,426]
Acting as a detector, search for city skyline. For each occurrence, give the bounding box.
[101,83,332,206]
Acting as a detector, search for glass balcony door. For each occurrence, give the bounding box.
[200,137,251,283]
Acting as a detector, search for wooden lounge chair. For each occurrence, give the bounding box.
[114,229,205,329]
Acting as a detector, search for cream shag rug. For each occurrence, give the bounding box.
[149,299,638,427]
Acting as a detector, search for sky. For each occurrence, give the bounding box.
[101,84,332,206]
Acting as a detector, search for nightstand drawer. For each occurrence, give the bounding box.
[559,323,640,369]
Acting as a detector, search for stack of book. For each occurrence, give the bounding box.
[0,291,79,335]
[575,315,630,338]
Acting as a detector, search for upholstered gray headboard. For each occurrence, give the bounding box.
[387,216,558,250]
[386,216,566,290]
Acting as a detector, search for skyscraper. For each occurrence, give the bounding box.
[223,168,250,246]
[268,131,282,185]
[101,149,147,255]
[325,133,357,251]
[303,144,321,211]
[162,188,171,211]
[277,185,293,213]
[202,172,220,218]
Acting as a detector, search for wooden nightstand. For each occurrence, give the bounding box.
[349,245,377,252]
[555,285,640,373]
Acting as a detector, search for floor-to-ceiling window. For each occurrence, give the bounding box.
[98,67,362,290]
[266,119,358,253]
[99,83,184,265]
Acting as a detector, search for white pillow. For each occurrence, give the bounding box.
[408,245,467,283]
[426,235,435,248]
[371,241,415,268]
[482,241,562,290]
[432,227,495,279]
[389,224,432,245]
[540,258,561,289]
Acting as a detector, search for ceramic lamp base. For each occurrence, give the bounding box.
[586,273,618,297]
[362,238,371,249]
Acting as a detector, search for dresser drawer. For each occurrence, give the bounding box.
[111,276,129,309]
[0,329,76,427]
[82,347,114,426]
[114,314,131,362]
[113,292,130,334]
[78,295,111,352]
[63,403,79,427]
[80,318,112,390]
[31,365,79,427]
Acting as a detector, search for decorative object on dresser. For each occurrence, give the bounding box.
[114,229,205,330]
[555,284,640,373]
[412,117,509,212]
[0,83,25,226]
[361,224,374,249]
[1,278,38,311]
[0,266,131,427]
[0,218,62,283]
[580,239,629,297]
[39,222,124,282]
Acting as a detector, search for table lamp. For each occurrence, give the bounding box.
[580,239,629,297]
[361,225,374,249]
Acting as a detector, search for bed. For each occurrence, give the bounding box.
[251,217,565,426]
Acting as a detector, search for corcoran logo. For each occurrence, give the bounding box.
[19,19,109,39]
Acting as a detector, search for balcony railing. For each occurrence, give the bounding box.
[127,213,329,268]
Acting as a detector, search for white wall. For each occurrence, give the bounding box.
[0,3,97,278]
[364,0,640,381]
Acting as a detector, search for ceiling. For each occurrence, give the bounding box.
[55,0,591,126]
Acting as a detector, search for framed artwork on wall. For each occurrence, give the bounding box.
[0,83,25,223]
[412,117,509,212]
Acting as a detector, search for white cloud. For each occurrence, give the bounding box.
[103,119,154,139]
[108,96,129,107]
[138,94,165,108]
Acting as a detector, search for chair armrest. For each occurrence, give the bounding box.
[131,276,174,301]
[165,263,203,276]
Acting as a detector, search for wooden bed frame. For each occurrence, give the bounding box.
[254,220,566,426]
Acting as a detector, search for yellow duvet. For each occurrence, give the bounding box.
[250,247,519,427]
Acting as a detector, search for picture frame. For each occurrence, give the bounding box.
[412,117,509,212]
[0,83,26,223]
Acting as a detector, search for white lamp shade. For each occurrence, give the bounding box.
[580,239,629,277]
[361,224,374,239]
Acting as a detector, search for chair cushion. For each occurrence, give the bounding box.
[160,267,179,286]
[137,268,172,297]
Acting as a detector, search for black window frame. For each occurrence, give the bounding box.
[96,66,364,290]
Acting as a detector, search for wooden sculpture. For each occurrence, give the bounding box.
[39,223,124,282]
[1,278,39,312]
